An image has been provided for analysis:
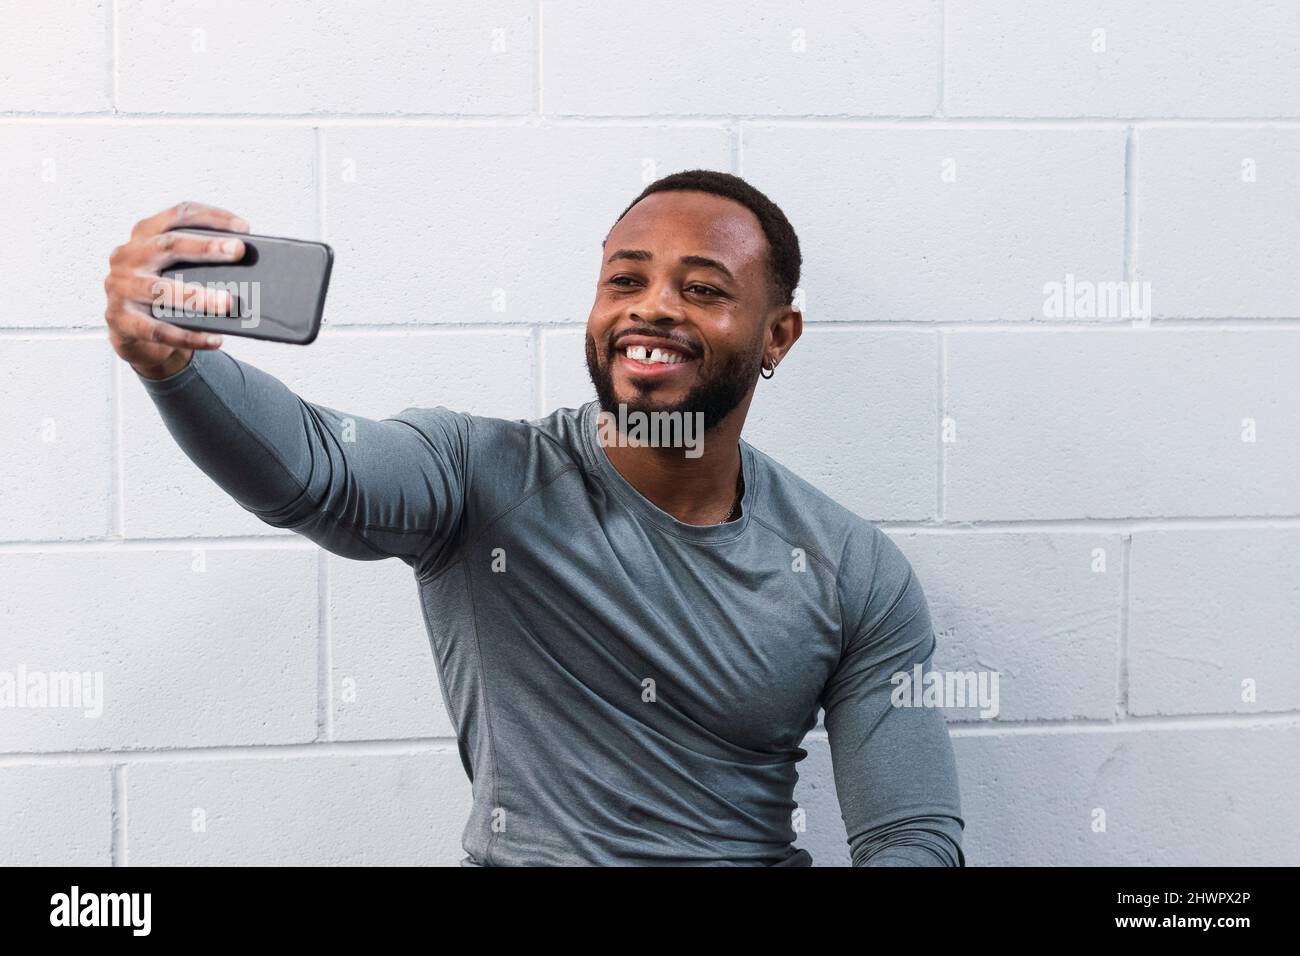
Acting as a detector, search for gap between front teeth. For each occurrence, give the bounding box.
[625,345,687,365]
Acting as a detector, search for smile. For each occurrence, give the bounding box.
[618,346,696,378]
[624,345,688,365]
[614,331,699,376]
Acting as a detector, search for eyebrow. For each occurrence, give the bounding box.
[604,248,735,283]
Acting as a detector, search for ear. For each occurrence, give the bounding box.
[766,303,803,363]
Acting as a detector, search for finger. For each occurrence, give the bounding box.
[118,302,225,351]
[109,272,237,316]
[139,230,245,271]
[131,200,250,240]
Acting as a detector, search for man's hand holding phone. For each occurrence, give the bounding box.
[103,201,250,380]
[104,200,333,379]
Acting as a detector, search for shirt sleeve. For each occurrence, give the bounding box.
[819,527,966,867]
[135,346,469,577]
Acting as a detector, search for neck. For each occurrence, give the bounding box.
[599,407,747,526]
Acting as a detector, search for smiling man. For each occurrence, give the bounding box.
[102,170,965,866]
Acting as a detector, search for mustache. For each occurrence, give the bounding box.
[607,326,703,359]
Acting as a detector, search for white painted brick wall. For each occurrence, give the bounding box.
[2,0,1296,867]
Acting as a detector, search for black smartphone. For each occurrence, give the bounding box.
[157,226,333,345]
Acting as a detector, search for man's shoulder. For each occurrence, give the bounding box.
[745,439,884,568]
[388,401,591,487]
[744,439,917,621]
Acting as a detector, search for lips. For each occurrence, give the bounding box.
[616,331,695,357]
[612,336,693,381]
[619,350,694,378]
[624,344,687,365]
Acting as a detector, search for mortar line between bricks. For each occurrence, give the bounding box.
[879,517,1300,532]
[6,515,1300,554]
[317,551,332,741]
[530,324,543,417]
[110,763,126,866]
[937,331,947,521]
[10,318,1300,338]
[938,0,947,116]
[106,0,117,111]
[0,740,464,767]
[536,0,544,116]
[5,114,1300,127]
[1118,533,1132,717]
[805,711,1300,741]
[1124,125,1138,283]
[0,537,320,553]
[109,357,125,537]
[536,326,548,416]
[6,712,1299,766]
[314,126,326,244]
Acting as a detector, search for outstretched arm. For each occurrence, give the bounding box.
[104,201,468,575]
[136,346,468,573]
[821,529,966,867]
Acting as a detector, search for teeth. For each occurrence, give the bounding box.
[625,345,686,365]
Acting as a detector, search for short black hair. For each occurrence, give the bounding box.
[608,169,802,309]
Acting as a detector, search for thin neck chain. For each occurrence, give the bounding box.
[719,469,744,523]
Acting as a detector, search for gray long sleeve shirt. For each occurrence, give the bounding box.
[137,346,965,866]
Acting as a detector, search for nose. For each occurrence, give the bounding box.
[628,278,686,325]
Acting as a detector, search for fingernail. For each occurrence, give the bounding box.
[221,238,239,254]
[231,217,250,232]
[207,335,223,346]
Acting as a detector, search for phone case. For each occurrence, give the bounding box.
[157,226,333,345]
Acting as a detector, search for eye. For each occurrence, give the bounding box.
[687,284,722,297]
[607,275,639,288]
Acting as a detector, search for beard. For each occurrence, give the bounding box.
[585,329,762,433]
